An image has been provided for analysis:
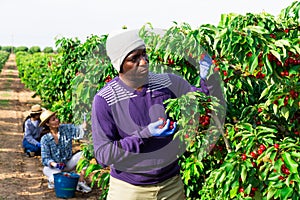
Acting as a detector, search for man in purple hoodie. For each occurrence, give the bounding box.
[92,29,212,200]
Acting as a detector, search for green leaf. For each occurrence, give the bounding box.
[86,163,102,174]
[229,181,239,198]
[219,171,227,183]
[270,151,277,162]
[270,49,281,61]
[241,133,255,140]
[268,174,280,181]
[241,165,247,183]
[243,26,269,34]
[274,158,284,173]
[275,39,290,48]
[256,126,278,135]
[260,164,272,181]
[291,152,300,158]
[280,187,293,200]
[236,79,242,89]
[282,152,298,173]
[274,186,283,198]
[259,85,273,100]
[289,65,300,75]
[263,51,273,75]
[280,107,290,120]
[292,173,300,183]
[267,187,276,200]
[193,163,200,177]
[249,55,258,74]
[273,104,278,115]
[262,137,276,145]
[237,123,253,132]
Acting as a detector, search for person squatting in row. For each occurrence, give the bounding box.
[22,104,44,157]
[39,109,92,193]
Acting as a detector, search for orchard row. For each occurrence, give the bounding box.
[16,1,299,199]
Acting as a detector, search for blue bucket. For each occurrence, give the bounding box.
[54,172,80,198]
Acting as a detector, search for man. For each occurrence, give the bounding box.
[92,29,212,199]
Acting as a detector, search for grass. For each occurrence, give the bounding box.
[0,99,9,106]
[0,92,11,97]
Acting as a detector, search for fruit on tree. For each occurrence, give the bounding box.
[281,164,290,175]
[168,58,174,65]
[241,154,247,161]
[239,187,244,193]
[259,144,266,151]
[250,152,257,159]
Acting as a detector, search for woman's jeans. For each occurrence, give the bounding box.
[22,139,40,154]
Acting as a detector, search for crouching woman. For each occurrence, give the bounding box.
[39,109,92,193]
[22,104,44,157]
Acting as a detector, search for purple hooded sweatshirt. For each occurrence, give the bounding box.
[92,72,209,185]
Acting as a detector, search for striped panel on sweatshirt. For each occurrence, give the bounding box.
[98,73,172,106]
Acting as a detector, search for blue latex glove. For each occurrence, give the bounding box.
[148,119,177,137]
[199,53,213,79]
[36,142,41,148]
[56,162,66,170]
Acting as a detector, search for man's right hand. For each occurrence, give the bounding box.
[148,119,177,137]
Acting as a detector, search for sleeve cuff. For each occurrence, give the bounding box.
[137,127,152,138]
[47,160,55,167]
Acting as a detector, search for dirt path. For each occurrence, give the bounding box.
[0,54,100,199]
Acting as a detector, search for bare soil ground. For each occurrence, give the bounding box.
[0,54,101,199]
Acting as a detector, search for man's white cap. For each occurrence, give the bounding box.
[106,29,145,72]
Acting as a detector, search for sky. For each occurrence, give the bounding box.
[0,0,296,49]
